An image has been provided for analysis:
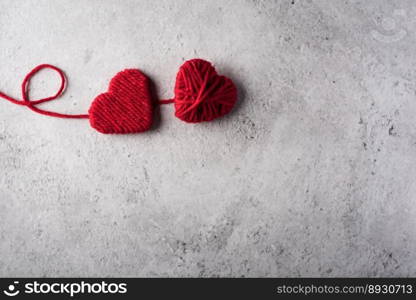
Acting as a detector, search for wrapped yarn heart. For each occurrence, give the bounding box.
[173,59,237,123]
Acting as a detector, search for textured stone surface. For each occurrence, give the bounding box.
[1,0,416,277]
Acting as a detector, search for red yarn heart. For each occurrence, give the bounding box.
[173,59,237,123]
[89,69,153,134]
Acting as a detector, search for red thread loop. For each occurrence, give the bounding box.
[0,64,89,119]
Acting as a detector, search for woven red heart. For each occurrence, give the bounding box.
[174,59,237,123]
[89,69,153,134]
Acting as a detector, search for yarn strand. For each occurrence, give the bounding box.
[0,64,89,119]
[158,99,174,105]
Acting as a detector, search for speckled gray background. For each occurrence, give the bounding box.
[1,0,416,277]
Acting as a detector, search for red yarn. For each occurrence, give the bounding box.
[89,69,153,134]
[0,64,89,119]
[0,59,238,134]
[173,59,237,123]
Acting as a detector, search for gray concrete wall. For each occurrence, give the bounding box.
[1,0,416,277]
